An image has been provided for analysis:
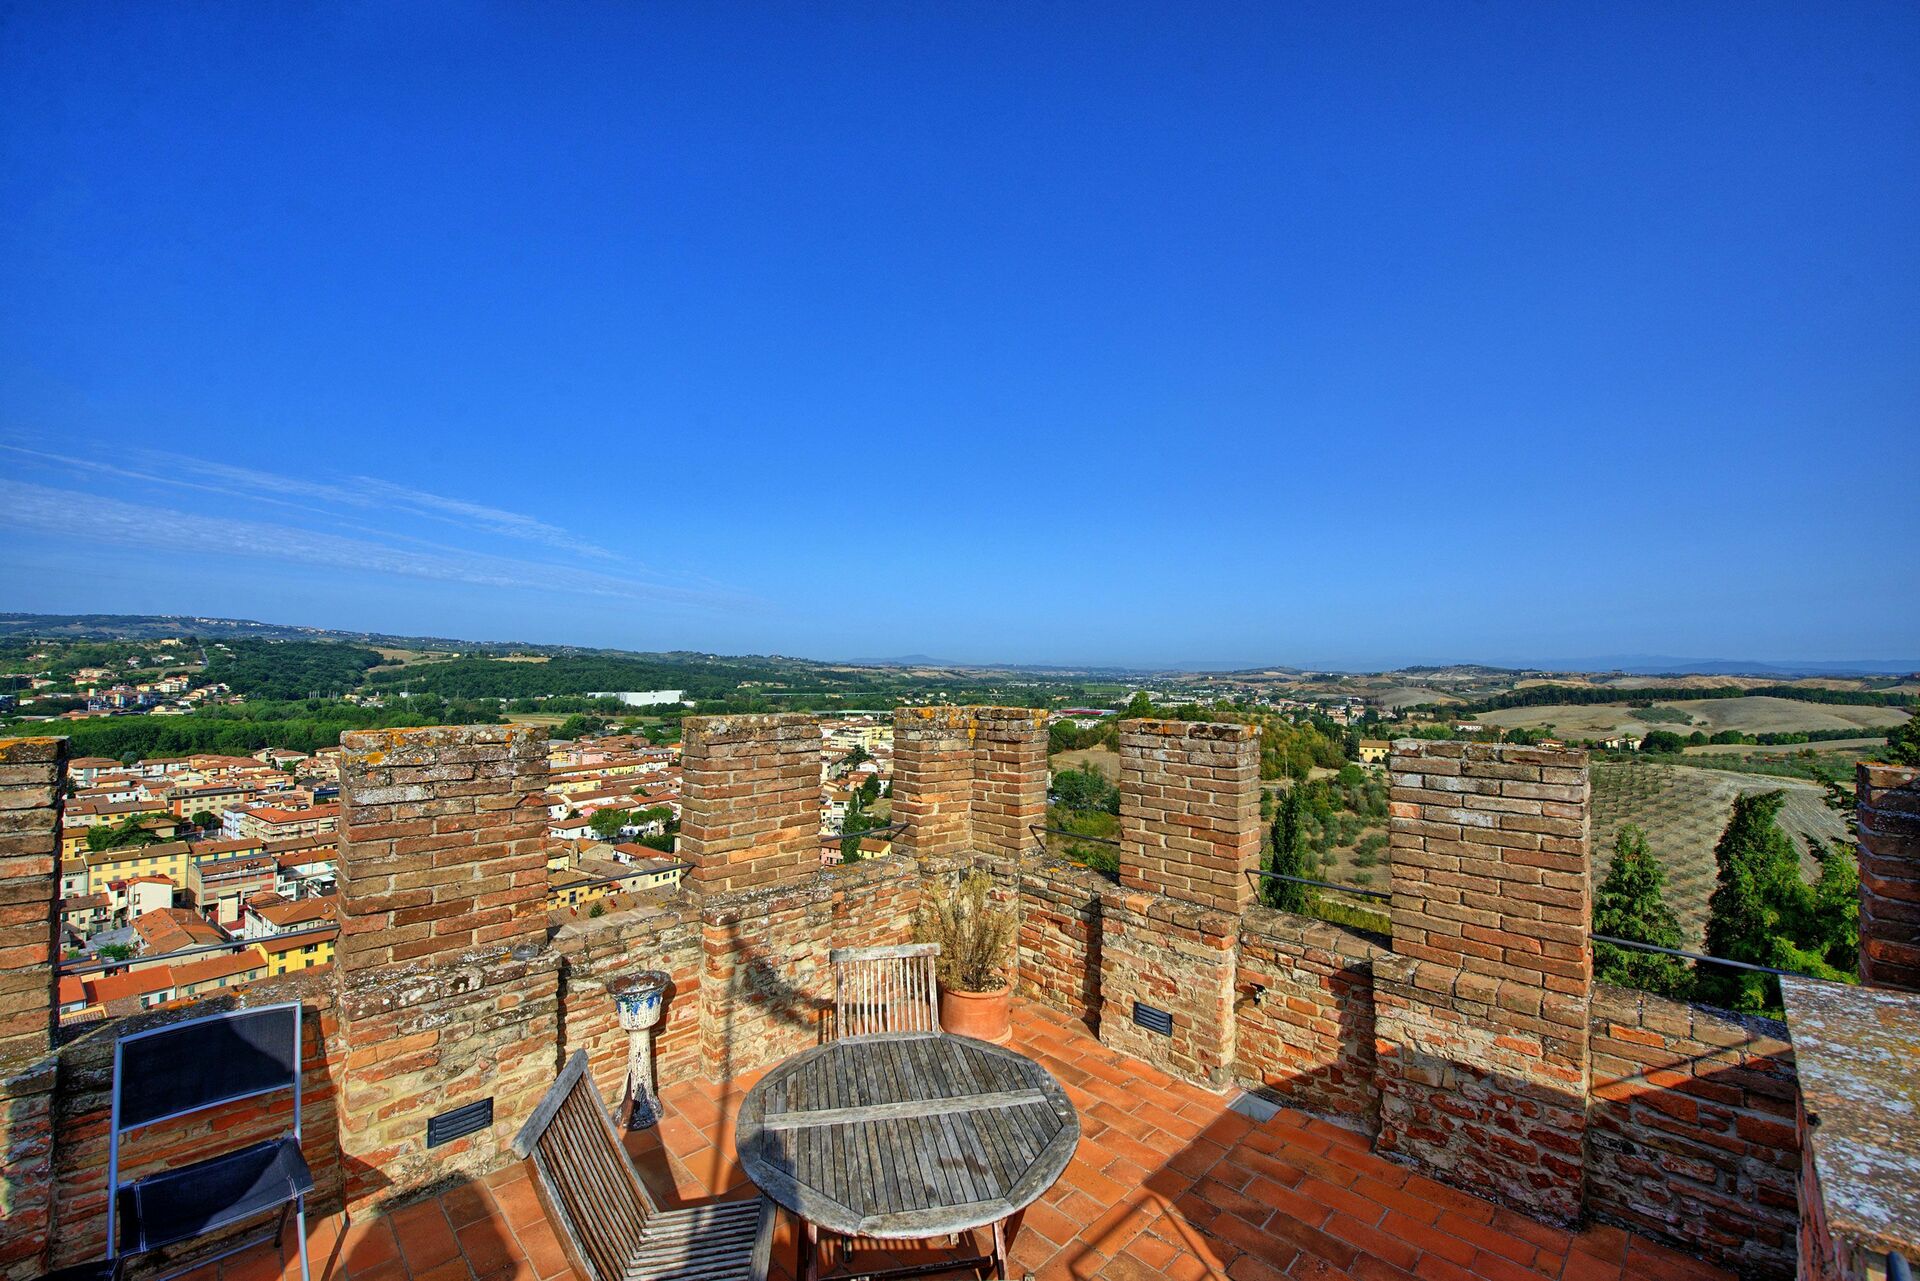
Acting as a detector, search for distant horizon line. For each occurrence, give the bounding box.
[3,610,1915,681]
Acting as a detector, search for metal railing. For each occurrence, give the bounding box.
[1590,932,1814,979]
[1247,867,1389,902]
[1027,823,1121,849]
[59,921,341,977]
[823,820,905,845]
[1028,817,1823,981]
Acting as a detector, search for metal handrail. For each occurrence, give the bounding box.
[60,920,341,977]
[1591,932,1815,979]
[823,820,905,844]
[1028,822,1122,848]
[1247,868,1391,902]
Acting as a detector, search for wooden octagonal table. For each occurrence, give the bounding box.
[736,1031,1080,1281]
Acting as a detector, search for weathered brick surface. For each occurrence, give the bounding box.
[553,894,704,1107]
[0,737,64,1071]
[1857,761,1920,991]
[699,856,921,1080]
[892,706,1048,871]
[0,1057,55,1281]
[334,946,559,1213]
[679,714,820,894]
[1235,907,1383,1126]
[1096,886,1239,1088]
[1014,853,1104,1023]
[333,724,562,1214]
[1588,983,1798,1279]
[1117,719,1259,915]
[46,974,343,1270]
[1375,740,1593,1225]
[336,725,549,972]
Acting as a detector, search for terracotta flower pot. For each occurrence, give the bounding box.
[939,983,1012,1043]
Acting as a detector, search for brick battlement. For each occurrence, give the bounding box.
[0,719,1889,1281]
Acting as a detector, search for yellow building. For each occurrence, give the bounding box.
[259,925,338,975]
[86,840,192,895]
[1358,739,1391,765]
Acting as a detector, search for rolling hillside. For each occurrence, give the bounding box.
[1590,761,1846,948]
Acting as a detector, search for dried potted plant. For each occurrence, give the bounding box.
[915,871,1016,1042]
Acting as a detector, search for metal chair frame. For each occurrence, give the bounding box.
[106,1001,310,1281]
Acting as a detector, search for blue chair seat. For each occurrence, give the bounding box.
[116,1137,313,1255]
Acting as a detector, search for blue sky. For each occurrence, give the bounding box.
[3,4,1916,669]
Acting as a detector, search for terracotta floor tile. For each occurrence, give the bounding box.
[389,1199,461,1272]
[336,1215,402,1273]
[242,998,1737,1281]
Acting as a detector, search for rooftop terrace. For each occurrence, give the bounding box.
[170,1001,1731,1281]
[0,717,1915,1281]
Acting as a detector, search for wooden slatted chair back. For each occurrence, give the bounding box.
[512,1051,659,1281]
[828,942,941,1039]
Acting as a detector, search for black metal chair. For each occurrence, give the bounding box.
[107,1002,313,1281]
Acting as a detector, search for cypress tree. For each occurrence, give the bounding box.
[1261,784,1312,913]
[1591,824,1692,999]
[1699,789,1857,1012]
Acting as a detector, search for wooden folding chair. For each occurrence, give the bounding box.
[827,943,940,1040]
[513,1051,775,1281]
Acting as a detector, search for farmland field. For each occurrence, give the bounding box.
[1478,696,1906,741]
[1590,762,1845,948]
[1050,747,1120,780]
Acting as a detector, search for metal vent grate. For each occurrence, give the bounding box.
[427,1097,494,1148]
[1132,1001,1173,1036]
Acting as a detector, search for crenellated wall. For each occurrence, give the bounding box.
[1856,761,1920,991]
[892,705,1048,873]
[1234,907,1383,1126]
[0,716,1856,1281]
[1013,853,1103,1023]
[1587,984,1799,1278]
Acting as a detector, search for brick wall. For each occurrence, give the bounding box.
[1857,761,1920,991]
[1235,907,1383,1127]
[1014,853,1104,1024]
[892,706,1048,870]
[0,1058,55,1281]
[335,725,548,971]
[679,714,819,895]
[1375,741,1593,1225]
[552,895,704,1108]
[1095,719,1259,1087]
[0,737,64,1070]
[1117,719,1259,915]
[0,736,63,1281]
[333,725,561,1213]
[1097,887,1240,1088]
[334,948,560,1212]
[699,856,921,1080]
[1588,984,1799,1279]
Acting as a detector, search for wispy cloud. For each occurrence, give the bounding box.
[0,479,745,609]
[0,442,617,559]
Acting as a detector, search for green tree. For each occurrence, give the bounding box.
[86,814,161,853]
[1053,765,1119,814]
[1121,691,1154,718]
[97,943,135,962]
[1700,790,1856,1012]
[190,809,217,830]
[839,789,875,864]
[589,808,631,841]
[1260,785,1312,914]
[1885,713,1920,767]
[1591,825,1692,998]
[1640,730,1686,754]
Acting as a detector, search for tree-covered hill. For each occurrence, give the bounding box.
[208,640,389,700]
